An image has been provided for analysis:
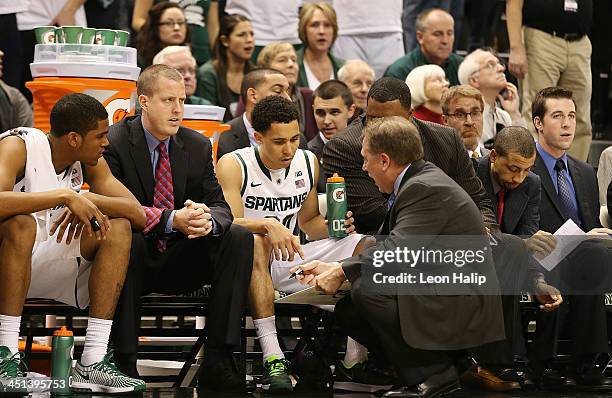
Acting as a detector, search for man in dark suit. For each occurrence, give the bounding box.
[294,116,504,398]
[217,68,308,160]
[308,80,356,193]
[530,86,612,388]
[474,126,563,388]
[323,77,497,235]
[104,65,254,393]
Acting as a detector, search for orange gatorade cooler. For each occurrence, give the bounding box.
[182,104,231,162]
[26,43,140,131]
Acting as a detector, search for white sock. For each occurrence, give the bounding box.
[253,316,284,362]
[343,337,368,368]
[0,314,21,355]
[80,317,112,366]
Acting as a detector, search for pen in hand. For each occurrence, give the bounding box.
[289,269,303,279]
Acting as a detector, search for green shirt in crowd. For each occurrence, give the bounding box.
[384,46,464,86]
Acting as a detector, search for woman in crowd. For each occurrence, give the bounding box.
[257,42,318,140]
[136,2,190,69]
[296,2,344,91]
[405,64,449,125]
[132,0,218,66]
[197,14,255,121]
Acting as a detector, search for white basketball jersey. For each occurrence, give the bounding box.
[0,128,83,240]
[233,147,315,234]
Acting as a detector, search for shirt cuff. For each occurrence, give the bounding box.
[165,210,176,234]
[210,216,220,236]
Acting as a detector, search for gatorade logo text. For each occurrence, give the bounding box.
[333,188,345,202]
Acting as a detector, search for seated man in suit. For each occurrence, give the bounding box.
[293,116,505,398]
[216,68,308,160]
[530,86,612,388]
[323,77,497,235]
[0,93,146,393]
[217,95,373,393]
[308,80,356,192]
[104,65,254,393]
[473,125,563,387]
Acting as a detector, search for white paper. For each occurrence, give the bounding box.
[537,219,586,271]
[274,281,351,306]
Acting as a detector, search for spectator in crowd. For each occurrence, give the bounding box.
[197,14,254,121]
[296,2,344,91]
[0,50,33,132]
[16,0,88,102]
[152,45,210,105]
[530,86,611,389]
[0,1,27,89]
[223,0,301,61]
[296,116,504,398]
[132,0,219,66]
[506,0,593,161]
[136,2,190,69]
[458,49,527,148]
[105,65,254,392]
[216,68,307,160]
[402,0,465,52]
[405,64,449,125]
[385,8,463,85]
[323,77,496,235]
[308,80,355,193]
[257,42,318,140]
[0,93,146,394]
[441,85,486,159]
[216,95,369,393]
[337,59,375,116]
[328,0,404,78]
[597,146,612,206]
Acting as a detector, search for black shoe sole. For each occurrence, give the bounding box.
[334,380,392,393]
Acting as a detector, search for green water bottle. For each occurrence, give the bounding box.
[327,173,348,238]
[51,326,74,395]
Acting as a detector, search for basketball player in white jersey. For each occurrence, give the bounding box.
[217,95,374,392]
[0,93,146,393]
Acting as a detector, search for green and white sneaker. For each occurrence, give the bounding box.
[71,351,146,394]
[0,346,26,393]
[262,356,293,393]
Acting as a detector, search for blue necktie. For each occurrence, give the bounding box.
[387,192,396,210]
[554,159,581,226]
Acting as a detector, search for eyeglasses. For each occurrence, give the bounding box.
[446,109,483,120]
[480,59,505,71]
[159,20,187,28]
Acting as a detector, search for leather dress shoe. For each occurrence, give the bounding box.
[498,367,536,389]
[460,365,520,391]
[539,368,576,390]
[382,366,460,398]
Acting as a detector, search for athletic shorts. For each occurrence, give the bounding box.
[271,234,364,294]
[27,229,92,309]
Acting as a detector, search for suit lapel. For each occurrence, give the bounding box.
[379,160,426,234]
[534,153,565,219]
[170,132,188,206]
[504,184,528,233]
[128,119,155,205]
[567,157,590,225]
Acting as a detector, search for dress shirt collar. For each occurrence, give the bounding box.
[244,113,259,148]
[536,141,568,177]
[393,164,411,197]
[319,132,329,145]
[142,119,171,155]
[467,144,484,158]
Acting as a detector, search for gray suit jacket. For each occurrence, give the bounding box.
[342,160,504,350]
[217,115,309,160]
[476,155,541,236]
[323,115,497,234]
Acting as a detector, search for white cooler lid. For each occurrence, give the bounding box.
[30,62,140,81]
[183,104,226,121]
